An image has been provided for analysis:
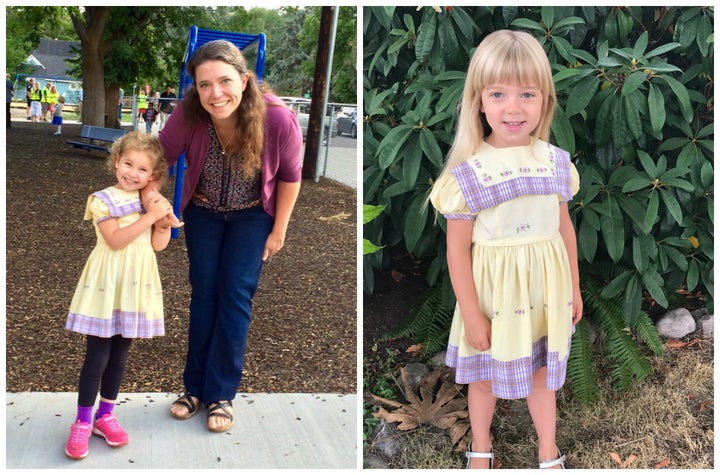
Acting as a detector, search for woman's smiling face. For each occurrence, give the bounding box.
[194,60,249,125]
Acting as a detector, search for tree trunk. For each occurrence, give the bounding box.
[71,7,110,127]
[104,85,121,129]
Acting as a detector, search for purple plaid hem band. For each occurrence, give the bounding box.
[66,310,164,338]
[445,335,570,399]
[451,144,573,212]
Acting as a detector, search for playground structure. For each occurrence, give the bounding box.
[170,26,267,239]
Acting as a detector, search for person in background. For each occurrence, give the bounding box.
[25,77,35,120]
[52,95,66,135]
[142,102,158,134]
[158,84,177,131]
[7,73,14,129]
[29,81,42,122]
[41,81,51,121]
[47,84,59,118]
[118,88,124,121]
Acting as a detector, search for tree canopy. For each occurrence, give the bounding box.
[6,6,357,126]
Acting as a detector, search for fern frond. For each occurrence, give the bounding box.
[629,310,664,356]
[582,279,653,393]
[390,284,454,355]
[567,319,601,404]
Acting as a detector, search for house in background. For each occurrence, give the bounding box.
[13,38,82,105]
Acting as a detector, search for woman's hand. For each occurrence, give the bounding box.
[464,315,492,352]
[262,230,286,261]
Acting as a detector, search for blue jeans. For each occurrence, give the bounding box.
[182,203,273,403]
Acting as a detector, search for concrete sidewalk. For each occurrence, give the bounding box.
[6,392,357,469]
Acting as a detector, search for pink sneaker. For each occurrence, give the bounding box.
[92,413,129,447]
[65,420,92,459]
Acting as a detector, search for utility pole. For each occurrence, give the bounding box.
[302,6,335,180]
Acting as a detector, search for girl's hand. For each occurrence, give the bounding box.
[572,287,583,325]
[464,315,492,352]
[144,192,173,221]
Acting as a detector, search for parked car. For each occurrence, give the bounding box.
[279,96,335,141]
[336,109,357,138]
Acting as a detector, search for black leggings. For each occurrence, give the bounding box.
[77,335,133,407]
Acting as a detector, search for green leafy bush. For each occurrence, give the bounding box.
[363,6,713,403]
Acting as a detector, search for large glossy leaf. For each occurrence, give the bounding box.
[647,82,666,133]
[402,134,422,189]
[659,188,683,224]
[621,71,647,97]
[600,195,625,263]
[415,11,436,63]
[565,74,598,117]
[378,125,414,169]
[404,193,429,253]
[420,128,444,168]
[641,269,668,308]
[578,218,598,262]
[655,75,693,123]
[550,105,575,153]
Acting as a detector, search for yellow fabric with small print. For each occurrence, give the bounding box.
[430,138,579,399]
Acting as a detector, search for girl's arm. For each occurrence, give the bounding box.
[97,196,172,250]
[262,180,301,261]
[151,224,172,251]
[446,219,492,352]
[559,203,583,324]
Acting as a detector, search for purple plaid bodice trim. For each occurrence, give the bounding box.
[92,189,143,224]
[450,144,573,213]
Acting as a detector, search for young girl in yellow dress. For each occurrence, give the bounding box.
[429,30,583,469]
[64,132,176,460]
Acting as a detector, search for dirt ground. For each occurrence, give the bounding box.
[5,119,357,395]
[363,254,714,469]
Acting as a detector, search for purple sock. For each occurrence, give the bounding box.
[76,405,93,424]
[95,400,115,420]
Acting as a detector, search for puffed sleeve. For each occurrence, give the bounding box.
[570,163,580,197]
[83,195,111,224]
[428,173,477,221]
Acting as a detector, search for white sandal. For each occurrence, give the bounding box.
[539,448,566,469]
[465,439,494,469]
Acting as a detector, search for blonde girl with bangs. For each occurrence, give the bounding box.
[429,30,582,469]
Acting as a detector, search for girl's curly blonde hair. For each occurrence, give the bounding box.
[106,131,169,186]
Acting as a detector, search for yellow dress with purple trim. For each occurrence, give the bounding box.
[429,139,579,399]
[65,186,165,338]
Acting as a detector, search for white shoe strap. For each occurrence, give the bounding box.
[465,450,494,459]
[539,454,566,469]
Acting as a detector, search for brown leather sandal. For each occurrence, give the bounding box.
[170,392,202,420]
[207,400,234,432]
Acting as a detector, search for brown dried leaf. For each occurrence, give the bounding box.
[665,338,700,349]
[655,459,671,469]
[610,452,638,468]
[370,366,468,433]
[405,343,423,357]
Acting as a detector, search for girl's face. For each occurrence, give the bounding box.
[480,81,543,148]
[194,59,249,125]
[114,149,156,192]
